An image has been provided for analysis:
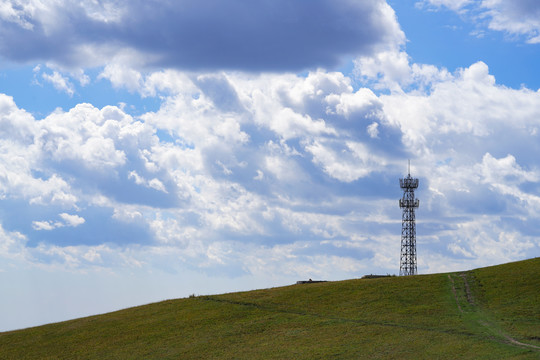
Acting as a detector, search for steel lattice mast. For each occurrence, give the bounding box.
[399,161,419,276]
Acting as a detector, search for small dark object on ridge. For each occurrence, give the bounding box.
[361,274,394,279]
[296,279,327,284]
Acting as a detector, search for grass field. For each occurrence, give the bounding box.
[0,258,538,359]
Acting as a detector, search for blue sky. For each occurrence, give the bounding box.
[0,0,539,331]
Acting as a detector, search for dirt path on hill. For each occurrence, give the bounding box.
[448,273,540,351]
[448,274,463,313]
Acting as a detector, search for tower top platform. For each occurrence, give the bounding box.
[399,176,419,189]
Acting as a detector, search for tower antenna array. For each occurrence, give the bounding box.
[399,161,419,276]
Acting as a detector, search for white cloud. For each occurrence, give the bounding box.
[253,170,264,181]
[99,64,143,93]
[477,153,540,211]
[354,49,452,92]
[34,104,138,171]
[453,217,536,263]
[128,171,145,186]
[32,213,85,231]
[380,61,540,155]
[355,50,411,91]
[306,140,386,182]
[483,0,540,43]
[0,94,35,141]
[148,178,167,193]
[127,171,167,192]
[0,1,34,30]
[42,71,75,96]
[367,122,380,138]
[112,207,143,222]
[269,108,335,141]
[59,213,86,227]
[416,0,472,12]
[419,0,540,43]
[264,154,304,183]
[0,223,27,262]
[0,96,79,208]
[32,221,59,231]
[70,68,91,87]
[325,87,383,120]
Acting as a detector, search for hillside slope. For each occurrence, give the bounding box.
[0,258,539,359]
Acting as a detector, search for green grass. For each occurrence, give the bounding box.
[0,258,539,359]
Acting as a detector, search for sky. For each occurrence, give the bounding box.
[0,0,539,331]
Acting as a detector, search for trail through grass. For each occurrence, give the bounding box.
[448,271,540,351]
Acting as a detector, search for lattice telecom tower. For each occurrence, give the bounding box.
[399,161,419,276]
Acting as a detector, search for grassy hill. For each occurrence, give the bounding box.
[0,258,539,359]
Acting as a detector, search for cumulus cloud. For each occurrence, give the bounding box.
[1,56,540,282]
[380,61,540,156]
[0,95,185,216]
[1,67,405,276]
[0,0,404,71]
[59,213,86,227]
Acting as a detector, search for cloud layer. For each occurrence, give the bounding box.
[0,0,404,71]
[1,60,539,281]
